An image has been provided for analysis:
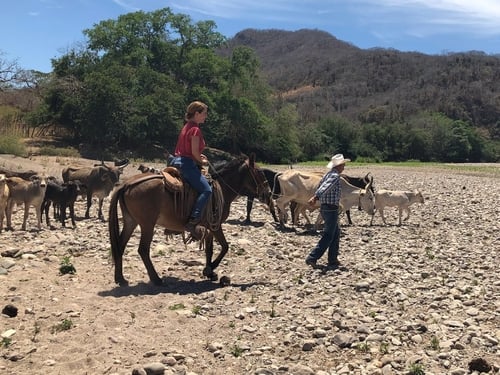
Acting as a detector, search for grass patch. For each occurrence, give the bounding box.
[168,303,185,310]
[51,318,73,333]
[38,145,80,157]
[295,160,499,177]
[0,135,27,156]
[1,337,12,347]
[408,362,425,375]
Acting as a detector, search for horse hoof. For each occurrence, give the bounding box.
[219,276,231,287]
[117,279,129,287]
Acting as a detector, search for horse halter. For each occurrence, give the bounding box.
[246,162,269,198]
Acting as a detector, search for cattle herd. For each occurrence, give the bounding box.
[0,161,128,232]
[0,159,425,236]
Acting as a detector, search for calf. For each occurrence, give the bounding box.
[5,175,48,231]
[370,189,424,226]
[341,173,375,225]
[42,179,80,228]
[0,174,9,232]
[138,164,161,174]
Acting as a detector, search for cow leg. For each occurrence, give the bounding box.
[403,207,410,222]
[5,201,14,230]
[85,192,92,219]
[53,202,59,220]
[379,208,387,224]
[22,204,29,230]
[245,197,254,224]
[69,203,76,227]
[0,209,5,232]
[269,198,279,222]
[290,201,299,225]
[314,212,323,231]
[276,197,291,228]
[97,198,105,221]
[203,230,227,281]
[346,209,353,225]
[137,226,162,285]
[60,202,67,227]
[301,207,312,226]
[43,200,51,227]
[35,204,43,230]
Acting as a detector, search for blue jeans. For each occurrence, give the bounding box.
[171,156,212,220]
[306,204,340,265]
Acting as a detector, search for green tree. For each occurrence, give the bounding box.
[30,8,273,157]
[264,103,302,163]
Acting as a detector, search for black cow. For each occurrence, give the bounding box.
[42,179,81,228]
[245,168,281,224]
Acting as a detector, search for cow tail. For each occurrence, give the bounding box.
[108,186,123,264]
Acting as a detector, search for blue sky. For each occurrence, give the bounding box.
[2,0,500,73]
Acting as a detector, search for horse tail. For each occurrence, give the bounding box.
[108,185,123,265]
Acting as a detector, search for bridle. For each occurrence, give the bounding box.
[206,158,268,198]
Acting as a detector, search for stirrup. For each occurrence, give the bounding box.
[185,220,205,241]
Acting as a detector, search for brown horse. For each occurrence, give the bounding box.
[108,154,269,286]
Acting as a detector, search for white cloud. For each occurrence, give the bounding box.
[112,0,140,12]
[353,0,500,35]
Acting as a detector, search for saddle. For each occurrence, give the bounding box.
[161,166,183,192]
[161,166,220,235]
[161,166,211,192]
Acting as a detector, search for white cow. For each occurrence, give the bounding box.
[312,176,376,228]
[0,174,9,232]
[275,170,375,228]
[5,175,48,231]
[275,170,323,227]
[370,189,424,226]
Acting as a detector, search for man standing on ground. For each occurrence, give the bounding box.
[305,153,349,270]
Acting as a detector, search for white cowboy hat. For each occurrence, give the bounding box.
[327,153,350,169]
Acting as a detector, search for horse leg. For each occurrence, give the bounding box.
[203,231,228,281]
[138,226,163,285]
[202,232,216,280]
[111,206,137,286]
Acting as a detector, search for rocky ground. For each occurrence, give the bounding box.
[0,154,499,375]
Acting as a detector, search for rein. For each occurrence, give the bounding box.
[206,159,267,198]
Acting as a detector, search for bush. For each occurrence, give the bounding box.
[0,135,27,156]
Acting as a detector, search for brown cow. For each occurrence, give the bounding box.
[62,162,128,220]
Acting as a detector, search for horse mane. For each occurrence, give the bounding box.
[211,155,248,180]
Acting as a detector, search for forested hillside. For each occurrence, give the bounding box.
[225,29,500,138]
